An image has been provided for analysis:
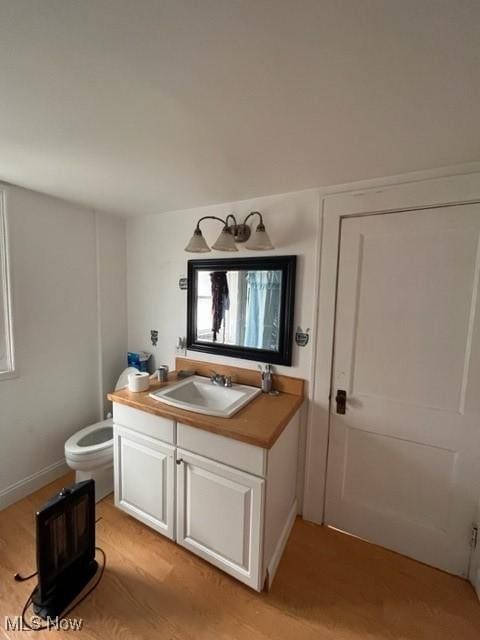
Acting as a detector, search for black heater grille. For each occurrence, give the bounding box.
[32,480,97,618]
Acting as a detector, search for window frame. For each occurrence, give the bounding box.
[0,188,15,380]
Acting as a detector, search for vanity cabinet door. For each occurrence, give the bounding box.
[114,425,175,539]
[176,448,265,590]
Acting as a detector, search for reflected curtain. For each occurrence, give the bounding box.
[244,271,281,349]
[210,271,229,342]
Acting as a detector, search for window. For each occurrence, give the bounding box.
[196,270,244,344]
[0,190,14,378]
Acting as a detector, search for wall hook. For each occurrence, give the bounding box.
[295,326,310,347]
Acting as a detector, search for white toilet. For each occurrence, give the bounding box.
[64,367,138,501]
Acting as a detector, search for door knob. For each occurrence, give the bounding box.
[335,390,347,414]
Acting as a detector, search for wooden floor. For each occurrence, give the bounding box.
[1,475,480,640]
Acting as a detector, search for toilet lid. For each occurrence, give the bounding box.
[115,367,140,390]
[65,418,113,456]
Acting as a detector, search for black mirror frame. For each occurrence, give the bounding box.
[187,255,296,366]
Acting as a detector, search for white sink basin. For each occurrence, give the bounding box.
[149,375,261,418]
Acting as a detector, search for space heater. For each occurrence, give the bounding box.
[31,480,97,618]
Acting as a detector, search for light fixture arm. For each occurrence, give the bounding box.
[243,211,264,228]
[195,215,228,231]
[225,214,237,227]
[227,211,266,243]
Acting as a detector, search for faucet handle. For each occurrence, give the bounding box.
[210,370,224,385]
[224,376,232,387]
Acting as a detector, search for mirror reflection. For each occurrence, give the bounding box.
[195,269,282,351]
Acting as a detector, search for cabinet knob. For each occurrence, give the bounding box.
[176,458,184,465]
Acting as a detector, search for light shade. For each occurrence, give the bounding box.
[211,227,238,251]
[185,228,211,253]
[245,223,274,250]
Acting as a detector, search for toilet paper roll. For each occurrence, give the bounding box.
[128,371,150,392]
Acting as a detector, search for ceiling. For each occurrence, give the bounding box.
[0,0,479,216]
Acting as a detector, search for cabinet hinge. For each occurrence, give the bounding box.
[471,525,478,550]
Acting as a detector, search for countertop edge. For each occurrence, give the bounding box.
[107,391,304,449]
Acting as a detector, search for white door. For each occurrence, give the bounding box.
[114,425,175,539]
[176,448,265,590]
[325,204,480,576]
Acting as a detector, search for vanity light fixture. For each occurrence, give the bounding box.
[184,211,274,252]
[211,224,238,252]
[243,211,275,250]
[185,216,237,253]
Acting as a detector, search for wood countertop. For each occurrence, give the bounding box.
[108,367,304,449]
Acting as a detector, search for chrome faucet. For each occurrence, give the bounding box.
[210,371,233,387]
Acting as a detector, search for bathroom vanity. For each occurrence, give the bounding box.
[108,358,304,591]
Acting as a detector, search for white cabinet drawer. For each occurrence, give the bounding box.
[113,403,175,444]
[177,422,266,477]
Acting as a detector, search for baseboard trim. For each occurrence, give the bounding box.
[0,459,69,510]
[266,498,298,590]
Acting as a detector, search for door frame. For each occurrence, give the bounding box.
[302,170,480,525]
[470,500,480,599]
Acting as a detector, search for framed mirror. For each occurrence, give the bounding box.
[187,256,296,365]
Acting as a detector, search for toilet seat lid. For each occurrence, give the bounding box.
[65,418,113,456]
[115,367,140,390]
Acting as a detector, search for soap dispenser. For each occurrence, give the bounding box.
[259,364,273,393]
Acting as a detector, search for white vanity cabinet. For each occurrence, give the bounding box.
[112,402,300,591]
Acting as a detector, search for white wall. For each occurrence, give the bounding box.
[96,212,128,416]
[127,189,320,379]
[0,184,126,508]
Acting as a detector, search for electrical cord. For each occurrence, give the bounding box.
[14,570,38,582]
[18,546,106,631]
